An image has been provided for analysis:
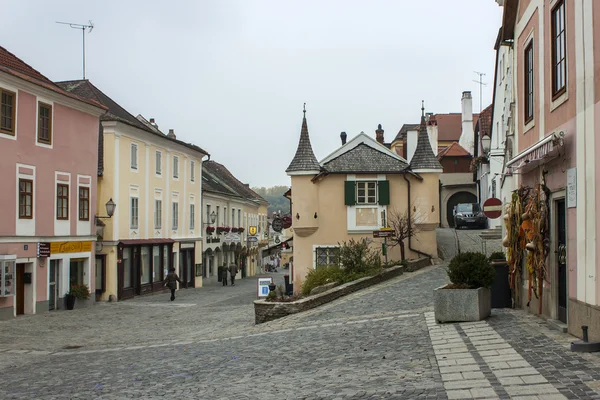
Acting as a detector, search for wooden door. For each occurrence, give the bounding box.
[16,264,24,315]
[556,199,567,323]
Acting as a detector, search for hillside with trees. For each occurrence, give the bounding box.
[252,185,290,215]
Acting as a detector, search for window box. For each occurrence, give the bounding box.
[206,226,215,235]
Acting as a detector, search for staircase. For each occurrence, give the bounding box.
[480,227,502,240]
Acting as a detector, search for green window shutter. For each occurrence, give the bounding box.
[378,180,390,205]
[344,181,356,206]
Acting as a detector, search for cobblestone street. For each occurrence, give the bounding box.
[0,232,600,399]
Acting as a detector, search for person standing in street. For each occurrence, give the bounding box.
[163,267,183,301]
[229,263,239,286]
[221,266,228,286]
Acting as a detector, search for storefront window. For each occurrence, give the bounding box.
[69,259,84,289]
[153,246,161,282]
[163,245,169,277]
[123,248,132,288]
[1,260,15,297]
[141,246,151,284]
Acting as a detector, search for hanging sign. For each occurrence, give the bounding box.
[257,277,273,297]
[567,168,577,208]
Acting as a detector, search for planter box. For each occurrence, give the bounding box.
[433,286,491,323]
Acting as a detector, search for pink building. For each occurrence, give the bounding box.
[498,0,600,339]
[0,46,106,319]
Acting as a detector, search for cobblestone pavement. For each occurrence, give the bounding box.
[437,228,503,260]
[1,258,600,398]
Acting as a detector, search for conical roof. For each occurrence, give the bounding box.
[410,109,443,171]
[286,110,321,174]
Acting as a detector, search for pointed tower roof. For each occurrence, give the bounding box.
[286,105,321,175]
[410,102,443,171]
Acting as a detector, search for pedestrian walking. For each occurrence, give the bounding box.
[163,267,183,301]
[229,263,239,286]
[221,266,228,286]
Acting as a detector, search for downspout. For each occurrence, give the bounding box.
[403,170,433,260]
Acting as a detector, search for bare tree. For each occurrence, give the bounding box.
[387,208,420,262]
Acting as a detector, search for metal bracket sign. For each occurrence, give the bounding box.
[373,230,396,238]
[272,217,283,233]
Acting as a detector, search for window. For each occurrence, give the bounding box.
[224,207,227,225]
[524,41,534,124]
[238,209,241,227]
[78,187,89,221]
[19,179,33,219]
[216,206,220,226]
[152,246,162,282]
[123,248,132,288]
[190,204,195,230]
[315,247,340,268]
[141,246,151,284]
[552,0,566,98]
[154,199,162,229]
[155,151,162,175]
[357,181,377,205]
[56,184,69,220]
[173,156,179,178]
[130,197,139,229]
[172,202,179,230]
[191,161,195,182]
[232,209,235,227]
[1,89,16,135]
[206,205,212,225]
[37,102,52,144]
[131,143,138,170]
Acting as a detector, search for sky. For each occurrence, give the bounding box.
[2,0,503,187]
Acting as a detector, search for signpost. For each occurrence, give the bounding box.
[257,277,273,297]
[483,197,503,219]
[373,229,395,267]
[37,242,50,258]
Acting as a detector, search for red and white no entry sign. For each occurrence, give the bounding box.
[483,197,503,219]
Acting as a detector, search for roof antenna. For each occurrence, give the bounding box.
[473,71,487,113]
[56,20,94,79]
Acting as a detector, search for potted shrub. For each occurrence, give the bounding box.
[433,252,495,323]
[206,226,215,235]
[64,284,91,310]
[488,251,512,308]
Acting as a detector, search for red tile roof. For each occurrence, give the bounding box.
[0,46,105,110]
[437,142,472,159]
[394,113,480,142]
[477,104,494,137]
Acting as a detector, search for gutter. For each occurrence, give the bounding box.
[402,168,434,260]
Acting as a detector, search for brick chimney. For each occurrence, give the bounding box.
[375,124,384,144]
[340,131,347,145]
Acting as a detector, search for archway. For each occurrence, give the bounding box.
[446,191,478,227]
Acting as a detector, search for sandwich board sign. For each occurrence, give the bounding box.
[257,277,273,297]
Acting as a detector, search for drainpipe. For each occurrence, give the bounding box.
[403,171,434,260]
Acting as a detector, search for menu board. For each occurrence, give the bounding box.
[1,261,15,297]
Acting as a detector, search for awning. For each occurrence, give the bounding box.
[119,238,175,246]
[506,131,565,173]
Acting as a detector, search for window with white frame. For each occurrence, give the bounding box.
[131,143,138,170]
[130,197,139,229]
[173,156,179,178]
[172,202,179,230]
[190,204,195,230]
[190,161,195,182]
[155,151,162,175]
[356,181,377,205]
[154,199,162,229]
[315,247,340,268]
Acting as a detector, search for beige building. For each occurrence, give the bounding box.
[58,80,208,301]
[286,108,441,290]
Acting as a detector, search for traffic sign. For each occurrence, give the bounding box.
[483,197,503,219]
[373,229,396,238]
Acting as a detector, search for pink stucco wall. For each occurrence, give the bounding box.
[0,89,99,238]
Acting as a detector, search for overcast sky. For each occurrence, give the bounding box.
[3,0,502,187]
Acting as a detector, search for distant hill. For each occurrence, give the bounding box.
[252,185,290,215]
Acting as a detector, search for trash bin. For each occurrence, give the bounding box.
[491,260,512,308]
[284,274,293,296]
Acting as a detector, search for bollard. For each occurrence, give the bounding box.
[582,325,589,343]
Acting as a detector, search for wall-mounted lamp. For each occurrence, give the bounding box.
[481,134,491,155]
[95,198,116,225]
[314,212,318,219]
[203,211,217,225]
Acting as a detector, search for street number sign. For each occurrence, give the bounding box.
[483,197,503,219]
[373,229,396,238]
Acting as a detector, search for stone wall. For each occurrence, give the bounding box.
[254,258,432,324]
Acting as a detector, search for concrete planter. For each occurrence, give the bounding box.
[433,285,491,323]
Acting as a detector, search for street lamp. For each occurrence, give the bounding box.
[481,134,491,155]
[95,198,116,251]
[204,211,217,225]
[95,198,116,223]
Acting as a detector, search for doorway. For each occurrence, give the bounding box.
[179,249,194,288]
[16,263,25,315]
[49,260,60,311]
[446,191,478,227]
[556,199,567,323]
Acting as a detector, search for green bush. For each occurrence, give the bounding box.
[338,238,382,275]
[447,252,495,289]
[488,251,506,261]
[301,266,343,296]
[69,284,91,300]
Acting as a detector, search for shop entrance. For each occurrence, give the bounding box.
[16,263,25,315]
[179,248,194,288]
[556,199,567,323]
[49,260,60,310]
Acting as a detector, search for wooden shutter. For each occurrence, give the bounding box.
[378,180,390,205]
[344,181,356,206]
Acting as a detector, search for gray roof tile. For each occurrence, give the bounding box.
[286,115,321,173]
[409,115,443,170]
[323,143,408,173]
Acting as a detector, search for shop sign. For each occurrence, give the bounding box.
[373,230,395,238]
[257,277,273,297]
[247,236,258,243]
[50,241,92,254]
[567,168,577,208]
[37,242,51,258]
[223,233,241,244]
[180,243,195,249]
[249,226,257,236]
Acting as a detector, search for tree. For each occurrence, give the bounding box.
[387,208,420,262]
[252,186,291,215]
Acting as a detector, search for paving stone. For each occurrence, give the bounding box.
[444,379,491,390]
[446,389,473,399]
[504,383,560,395]
[468,387,497,398]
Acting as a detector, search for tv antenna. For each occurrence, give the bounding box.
[56,20,94,79]
[473,71,487,112]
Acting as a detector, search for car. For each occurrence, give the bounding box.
[453,203,488,229]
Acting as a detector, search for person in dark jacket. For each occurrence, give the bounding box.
[163,267,183,301]
[229,263,239,286]
[221,266,228,286]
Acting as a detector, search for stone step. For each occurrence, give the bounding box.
[547,319,568,333]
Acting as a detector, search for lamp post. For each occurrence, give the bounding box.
[481,134,491,155]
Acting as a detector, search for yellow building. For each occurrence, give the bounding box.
[286,108,441,290]
[59,81,208,301]
[201,161,269,283]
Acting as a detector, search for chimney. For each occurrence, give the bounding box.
[167,129,176,139]
[375,124,385,144]
[427,117,439,155]
[340,131,347,145]
[149,118,155,125]
[459,91,474,155]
